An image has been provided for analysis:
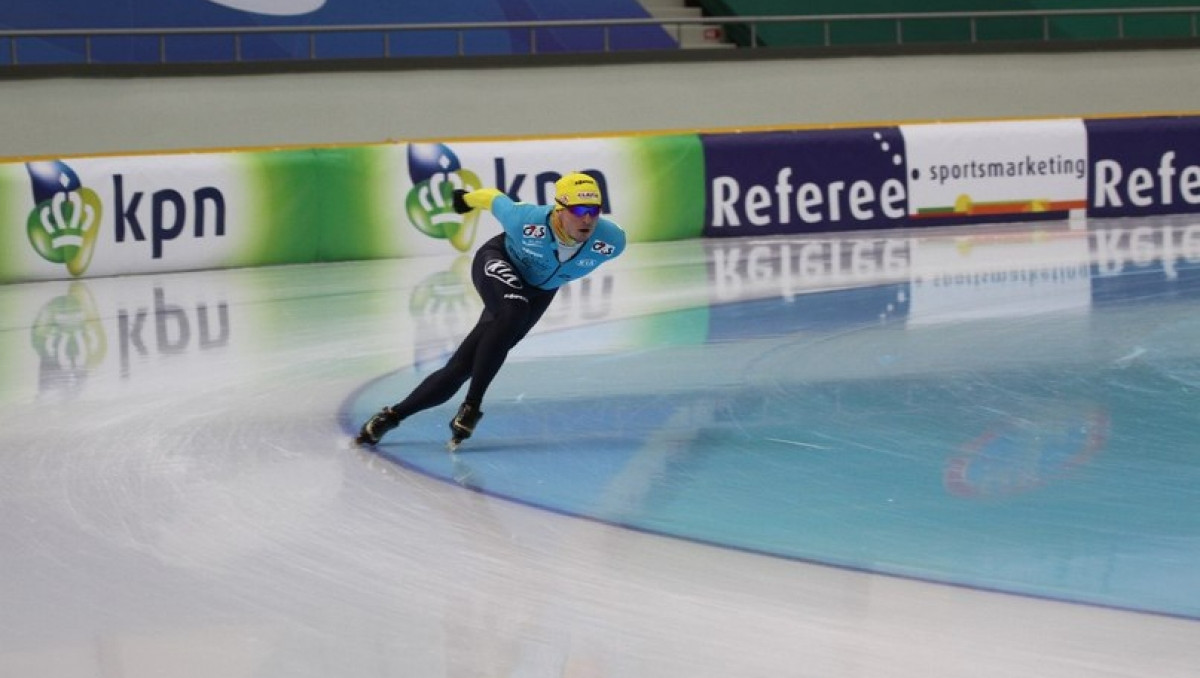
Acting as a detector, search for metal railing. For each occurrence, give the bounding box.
[2,7,1199,66]
[732,6,1200,48]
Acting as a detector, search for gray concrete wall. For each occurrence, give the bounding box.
[3,47,1200,160]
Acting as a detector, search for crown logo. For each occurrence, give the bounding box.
[404,144,482,252]
[26,162,103,277]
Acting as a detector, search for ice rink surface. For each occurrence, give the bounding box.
[3,216,1200,677]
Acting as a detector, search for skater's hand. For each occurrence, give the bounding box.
[452,189,473,214]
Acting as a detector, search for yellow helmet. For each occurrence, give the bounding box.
[554,172,603,208]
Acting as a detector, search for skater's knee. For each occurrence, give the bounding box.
[438,353,475,384]
[492,304,533,334]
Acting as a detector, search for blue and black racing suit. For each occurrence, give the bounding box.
[386,190,626,419]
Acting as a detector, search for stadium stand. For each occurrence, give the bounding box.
[694,1,1200,48]
[0,0,677,65]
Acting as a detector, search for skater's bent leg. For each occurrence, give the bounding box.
[508,292,555,346]
[462,303,534,405]
[389,323,484,418]
[459,244,558,408]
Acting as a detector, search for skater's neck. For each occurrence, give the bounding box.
[550,212,578,246]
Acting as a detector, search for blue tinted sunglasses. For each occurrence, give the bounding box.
[565,204,601,218]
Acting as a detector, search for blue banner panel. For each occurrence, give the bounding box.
[1085,116,1200,219]
[1,0,673,63]
[701,127,910,238]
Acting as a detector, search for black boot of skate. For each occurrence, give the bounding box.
[448,402,484,451]
[356,406,401,446]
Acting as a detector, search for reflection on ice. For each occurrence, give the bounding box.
[345,218,1200,619]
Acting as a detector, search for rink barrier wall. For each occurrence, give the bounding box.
[3,113,1200,283]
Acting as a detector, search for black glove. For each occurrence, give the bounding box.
[451,189,472,214]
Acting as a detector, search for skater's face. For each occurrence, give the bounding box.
[559,203,600,242]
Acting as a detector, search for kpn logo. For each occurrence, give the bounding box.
[26,161,102,277]
[405,143,482,252]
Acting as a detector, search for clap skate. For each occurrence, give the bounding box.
[356,406,400,446]
[447,402,484,452]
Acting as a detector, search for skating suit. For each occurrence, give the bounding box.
[485,194,626,289]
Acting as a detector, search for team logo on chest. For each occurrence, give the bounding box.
[523,224,547,239]
[591,240,615,256]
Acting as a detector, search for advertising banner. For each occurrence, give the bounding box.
[380,134,706,260]
[344,133,708,261]
[0,165,24,276]
[1085,116,1200,219]
[14,154,257,280]
[4,147,391,282]
[701,126,909,238]
[1,133,705,283]
[902,118,1088,224]
[244,145,391,265]
[10,114,1200,285]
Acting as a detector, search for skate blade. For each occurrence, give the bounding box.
[447,438,464,453]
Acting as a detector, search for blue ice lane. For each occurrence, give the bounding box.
[344,277,1200,620]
